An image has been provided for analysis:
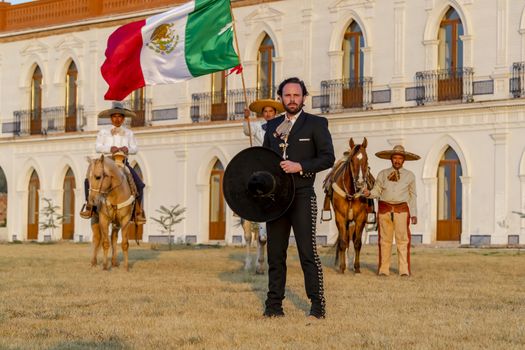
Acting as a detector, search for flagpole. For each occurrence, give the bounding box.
[230,5,252,147]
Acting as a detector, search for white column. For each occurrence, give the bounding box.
[520,29,525,62]
[196,184,207,243]
[422,177,437,243]
[328,51,343,80]
[490,132,509,244]
[389,1,407,105]
[459,176,472,245]
[301,1,313,87]
[491,0,510,98]
[519,175,525,240]
[392,1,406,79]
[15,190,26,241]
[175,149,188,242]
[423,40,439,70]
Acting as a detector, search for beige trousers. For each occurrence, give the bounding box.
[377,211,411,276]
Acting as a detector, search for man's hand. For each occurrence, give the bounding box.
[280,160,302,174]
[244,108,250,119]
[411,216,417,225]
[363,189,370,197]
[110,146,118,154]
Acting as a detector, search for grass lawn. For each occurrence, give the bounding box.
[0,242,523,349]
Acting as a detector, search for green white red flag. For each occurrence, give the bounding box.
[101,0,239,100]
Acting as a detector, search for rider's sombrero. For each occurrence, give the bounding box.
[375,145,420,161]
[98,101,136,119]
[223,147,294,222]
[248,99,284,114]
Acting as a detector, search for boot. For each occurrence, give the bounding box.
[134,202,146,225]
[80,203,93,219]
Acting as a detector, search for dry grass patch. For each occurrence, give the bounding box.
[0,242,523,349]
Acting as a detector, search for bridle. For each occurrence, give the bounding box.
[89,159,123,197]
[343,145,369,196]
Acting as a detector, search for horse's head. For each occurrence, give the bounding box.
[348,137,369,191]
[86,155,112,206]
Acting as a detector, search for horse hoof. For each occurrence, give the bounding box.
[112,262,120,267]
[255,269,265,275]
[354,269,361,274]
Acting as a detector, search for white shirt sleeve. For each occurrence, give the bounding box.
[95,129,111,154]
[126,128,138,154]
[243,120,266,147]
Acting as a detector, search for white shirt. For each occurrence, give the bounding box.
[95,126,138,155]
[369,167,417,217]
[243,119,266,146]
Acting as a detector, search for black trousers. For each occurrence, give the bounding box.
[265,187,325,317]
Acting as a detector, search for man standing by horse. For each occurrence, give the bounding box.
[363,145,419,277]
[80,101,146,225]
[262,77,335,319]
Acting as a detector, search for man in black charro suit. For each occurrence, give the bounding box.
[262,77,335,319]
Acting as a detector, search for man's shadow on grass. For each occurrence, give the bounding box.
[218,248,320,315]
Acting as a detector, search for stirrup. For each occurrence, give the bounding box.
[134,217,147,225]
[79,204,93,219]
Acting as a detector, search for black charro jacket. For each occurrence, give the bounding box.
[263,111,335,189]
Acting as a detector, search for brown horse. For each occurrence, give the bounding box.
[327,138,375,274]
[87,155,135,271]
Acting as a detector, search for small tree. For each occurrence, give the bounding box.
[39,197,63,240]
[150,204,186,250]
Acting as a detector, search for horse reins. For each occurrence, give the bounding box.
[89,162,124,196]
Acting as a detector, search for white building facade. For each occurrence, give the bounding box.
[1,0,525,246]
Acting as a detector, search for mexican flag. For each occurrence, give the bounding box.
[101,0,239,100]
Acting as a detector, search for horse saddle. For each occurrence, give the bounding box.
[223,147,294,222]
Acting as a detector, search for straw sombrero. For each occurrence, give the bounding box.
[375,145,420,161]
[248,99,284,114]
[98,101,136,119]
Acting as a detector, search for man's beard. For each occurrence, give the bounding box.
[284,102,303,115]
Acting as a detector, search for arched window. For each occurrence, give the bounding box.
[62,168,75,240]
[0,167,7,228]
[65,61,78,132]
[438,8,463,71]
[209,160,225,240]
[437,8,464,101]
[130,87,145,127]
[211,72,227,121]
[257,34,275,99]
[27,170,40,240]
[437,147,462,241]
[30,66,43,135]
[342,21,365,108]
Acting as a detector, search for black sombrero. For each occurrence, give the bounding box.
[223,147,294,222]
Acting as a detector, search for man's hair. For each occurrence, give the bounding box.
[277,77,309,97]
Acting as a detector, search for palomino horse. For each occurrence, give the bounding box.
[87,155,135,271]
[326,138,375,273]
[241,219,267,274]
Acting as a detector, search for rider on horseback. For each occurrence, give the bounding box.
[80,101,146,225]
